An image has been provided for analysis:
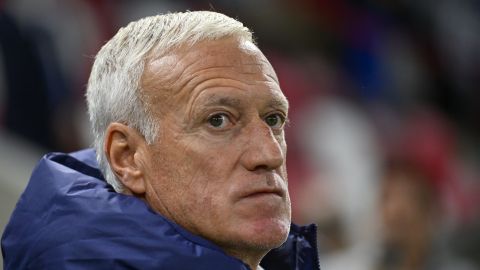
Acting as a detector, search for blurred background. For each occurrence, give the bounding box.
[1,0,479,269]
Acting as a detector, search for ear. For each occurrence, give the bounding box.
[104,122,148,195]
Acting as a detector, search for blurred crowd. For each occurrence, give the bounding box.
[1,0,479,269]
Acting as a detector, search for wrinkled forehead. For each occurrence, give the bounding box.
[141,38,280,94]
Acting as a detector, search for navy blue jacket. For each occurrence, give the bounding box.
[2,149,320,269]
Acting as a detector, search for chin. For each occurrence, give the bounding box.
[243,217,291,249]
[212,217,290,259]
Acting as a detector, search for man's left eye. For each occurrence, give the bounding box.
[264,113,286,129]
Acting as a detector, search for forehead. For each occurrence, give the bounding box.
[141,38,284,110]
[146,38,277,80]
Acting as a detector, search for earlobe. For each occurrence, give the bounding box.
[105,123,147,195]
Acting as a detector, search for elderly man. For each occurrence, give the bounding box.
[2,11,319,270]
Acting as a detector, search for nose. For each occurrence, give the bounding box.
[240,121,285,171]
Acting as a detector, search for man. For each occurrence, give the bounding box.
[2,11,319,270]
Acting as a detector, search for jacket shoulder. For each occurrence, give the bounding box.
[1,149,249,270]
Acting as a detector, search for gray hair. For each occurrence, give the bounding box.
[86,11,253,192]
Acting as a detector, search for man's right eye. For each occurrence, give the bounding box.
[207,113,231,129]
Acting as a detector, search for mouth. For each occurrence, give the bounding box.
[235,173,287,202]
[239,187,285,200]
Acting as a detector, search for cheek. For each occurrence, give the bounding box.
[185,136,240,180]
[148,145,232,226]
[158,138,238,203]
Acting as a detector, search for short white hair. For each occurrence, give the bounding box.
[86,11,253,192]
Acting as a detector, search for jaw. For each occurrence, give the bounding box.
[218,219,290,270]
[216,202,291,260]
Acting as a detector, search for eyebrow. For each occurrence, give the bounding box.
[201,95,288,110]
[193,92,289,117]
[266,96,289,111]
[203,96,243,108]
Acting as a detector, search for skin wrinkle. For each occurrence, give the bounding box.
[181,81,288,140]
[145,40,277,94]
[149,132,208,232]
[163,135,231,235]
[168,62,223,94]
[184,92,288,144]
[187,86,288,124]
[143,43,282,128]
[203,96,243,109]
[182,60,278,97]
[142,53,194,113]
[191,96,243,129]
[185,79,246,117]
[143,154,178,223]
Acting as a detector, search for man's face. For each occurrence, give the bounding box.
[140,38,291,255]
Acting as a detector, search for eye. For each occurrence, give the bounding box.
[207,113,231,129]
[264,113,286,129]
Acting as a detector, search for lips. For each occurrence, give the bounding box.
[240,187,284,199]
[237,174,286,200]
